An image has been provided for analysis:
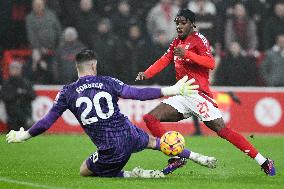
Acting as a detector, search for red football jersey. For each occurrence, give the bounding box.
[145,31,214,98]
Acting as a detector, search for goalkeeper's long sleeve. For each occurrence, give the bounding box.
[28,107,61,137]
[120,85,162,100]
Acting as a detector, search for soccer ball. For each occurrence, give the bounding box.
[160,131,185,156]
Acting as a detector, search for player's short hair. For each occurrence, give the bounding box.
[75,49,97,64]
[175,9,196,27]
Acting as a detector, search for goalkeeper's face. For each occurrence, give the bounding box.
[175,16,193,40]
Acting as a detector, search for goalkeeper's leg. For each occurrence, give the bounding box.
[80,157,164,178]
[147,135,217,169]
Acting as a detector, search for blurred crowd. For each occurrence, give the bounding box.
[0,0,284,86]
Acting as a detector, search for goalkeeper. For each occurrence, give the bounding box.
[6,49,217,178]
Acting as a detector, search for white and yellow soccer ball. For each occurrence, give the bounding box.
[160,131,185,156]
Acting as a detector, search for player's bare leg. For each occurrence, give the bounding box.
[204,118,276,176]
[143,103,183,138]
[80,160,93,177]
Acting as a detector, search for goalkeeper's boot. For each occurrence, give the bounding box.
[261,158,276,176]
[162,157,187,175]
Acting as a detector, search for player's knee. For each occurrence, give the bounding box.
[147,135,157,149]
[80,161,93,177]
[204,118,225,133]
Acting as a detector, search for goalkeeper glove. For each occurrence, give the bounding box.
[6,127,31,143]
[161,76,199,96]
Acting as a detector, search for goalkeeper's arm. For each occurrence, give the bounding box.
[121,76,199,100]
[6,107,62,143]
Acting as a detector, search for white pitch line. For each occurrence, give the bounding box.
[0,177,67,189]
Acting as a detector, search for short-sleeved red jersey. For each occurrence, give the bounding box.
[145,31,215,98]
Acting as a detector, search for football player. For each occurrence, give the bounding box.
[136,9,275,176]
[6,49,217,178]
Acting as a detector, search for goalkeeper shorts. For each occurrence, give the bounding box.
[86,124,149,177]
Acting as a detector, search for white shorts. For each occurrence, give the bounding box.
[162,92,222,121]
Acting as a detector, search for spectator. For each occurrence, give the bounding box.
[54,27,86,84]
[261,34,284,86]
[224,2,258,54]
[214,41,258,86]
[150,30,176,85]
[146,0,179,44]
[2,0,31,48]
[73,0,100,48]
[111,0,137,40]
[263,1,284,50]
[26,0,62,52]
[90,18,127,78]
[123,24,152,84]
[188,0,216,15]
[23,49,53,84]
[93,0,117,17]
[129,0,157,33]
[0,62,36,131]
[188,0,217,44]
[175,0,189,9]
[214,0,235,50]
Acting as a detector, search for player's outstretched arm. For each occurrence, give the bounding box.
[121,76,199,101]
[6,107,64,143]
[135,56,171,81]
[6,87,68,144]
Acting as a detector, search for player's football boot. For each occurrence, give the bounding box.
[191,154,218,169]
[162,157,187,175]
[261,158,276,176]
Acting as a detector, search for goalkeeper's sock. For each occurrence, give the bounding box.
[217,127,266,165]
[143,114,166,138]
[154,138,161,150]
[179,149,191,159]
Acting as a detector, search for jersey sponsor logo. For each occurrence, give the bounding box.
[174,56,185,61]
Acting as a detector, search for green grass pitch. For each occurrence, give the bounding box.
[0,135,283,189]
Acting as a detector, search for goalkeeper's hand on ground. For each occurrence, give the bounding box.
[6,127,31,143]
[161,76,199,96]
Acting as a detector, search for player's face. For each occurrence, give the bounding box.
[175,16,193,40]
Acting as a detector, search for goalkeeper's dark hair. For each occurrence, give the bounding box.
[75,49,97,64]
